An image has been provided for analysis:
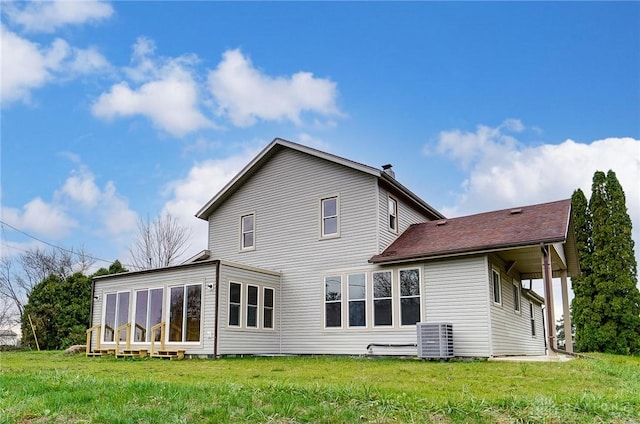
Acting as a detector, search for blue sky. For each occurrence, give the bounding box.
[2,1,639,277]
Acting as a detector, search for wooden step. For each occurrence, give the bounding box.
[116,349,148,358]
[151,349,185,360]
[86,348,116,357]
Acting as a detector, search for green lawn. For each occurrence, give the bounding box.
[1,352,638,423]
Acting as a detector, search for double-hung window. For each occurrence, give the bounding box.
[246,285,259,328]
[492,269,502,305]
[228,282,276,330]
[513,281,521,313]
[388,196,398,233]
[241,213,255,250]
[321,196,339,238]
[373,271,393,326]
[348,273,366,327]
[228,283,242,327]
[325,276,342,327]
[399,268,421,325]
[530,304,536,336]
[263,288,274,329]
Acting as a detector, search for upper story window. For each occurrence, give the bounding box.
[492,269,502,305]
[388,196,398,233]
[241,213,255,250]
[321,196,339,238]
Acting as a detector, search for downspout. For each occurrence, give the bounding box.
[213,260,220,358]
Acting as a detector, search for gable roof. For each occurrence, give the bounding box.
[196,138,444,220]
[370,199,577,270]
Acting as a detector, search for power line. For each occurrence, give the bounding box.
[0,220,134,268]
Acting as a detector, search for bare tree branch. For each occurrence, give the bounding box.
[128,212,192,270]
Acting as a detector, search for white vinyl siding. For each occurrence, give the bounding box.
[423,256,491,357]
[377,186,432,252]
[207,147,381,354]
[488,257,546,356]
[217,263,280,355]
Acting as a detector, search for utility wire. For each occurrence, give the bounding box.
[0,220,135,268]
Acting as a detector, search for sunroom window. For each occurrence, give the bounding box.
[169,284,202,342]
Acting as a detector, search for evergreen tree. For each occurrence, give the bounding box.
[572,170,640,354]
[21,260,128,350]
[570,188,594,351]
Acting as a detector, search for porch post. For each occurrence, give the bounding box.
[561,270,573,352]
[541,244,557,355]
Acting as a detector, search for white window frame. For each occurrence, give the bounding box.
[388,195,398,234]
[512,280,521,314]
[246,284,259,328]
[320,195,340,239]
[228,282,242,328]
[240,213,255,251]
[263,287,275,330]
[492,269,502,305]
[167,283,203,344]
[530,303,536,337]
[228,281,276,331]
[347,273,367,328]
[372,270,394,327]
[398,267,421,327]
[324,275,343,328]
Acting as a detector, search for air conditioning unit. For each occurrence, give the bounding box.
[416,322,454,359]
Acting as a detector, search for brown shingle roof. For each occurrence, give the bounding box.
[370,199,572,264]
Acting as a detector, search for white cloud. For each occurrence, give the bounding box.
[1,163,137,242]
[3,0,113,33]
[424,119,523,170]
[92,38,213,137]
[1,198,77,239]
[58,166,102,208]
[0,25,111,105]
[208,49,340,127]
[162,146,262,257]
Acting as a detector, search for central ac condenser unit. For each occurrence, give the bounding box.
[416,322,454,359]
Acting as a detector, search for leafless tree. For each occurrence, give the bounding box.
[128,212,192,270]
[0,247,95,321]
[0,257,25,321]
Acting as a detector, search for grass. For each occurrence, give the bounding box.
[1,352,639,423]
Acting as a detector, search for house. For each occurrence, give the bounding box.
[0,329,19,346]
[88,138,579,358]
